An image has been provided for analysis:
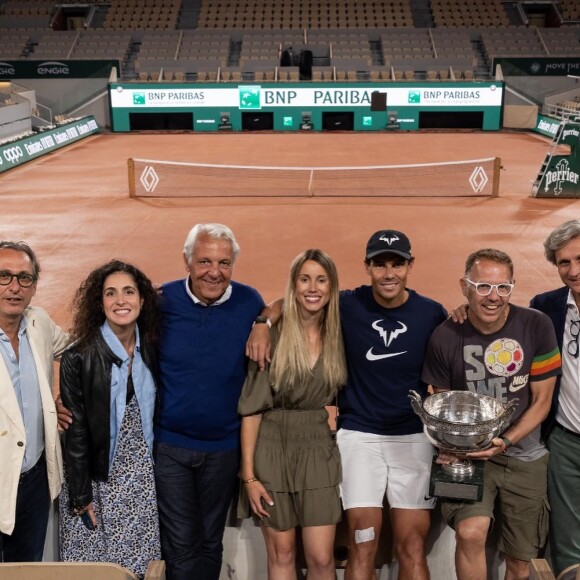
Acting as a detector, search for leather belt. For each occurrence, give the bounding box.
[555,422,580,439]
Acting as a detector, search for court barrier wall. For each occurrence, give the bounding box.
[109,81,504,133]
[0,116,99,173]
[532,116,580,198]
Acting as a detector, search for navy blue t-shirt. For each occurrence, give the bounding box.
[338,286,447,436]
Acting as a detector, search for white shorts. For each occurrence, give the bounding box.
[337,428,436,510]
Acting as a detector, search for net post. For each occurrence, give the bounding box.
[491,157,501,197]
[128,158,136,198]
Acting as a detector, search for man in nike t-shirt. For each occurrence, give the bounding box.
[422,248,561,580]
[336,230,447,580]
[248,229,447,580]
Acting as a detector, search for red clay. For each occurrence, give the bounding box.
[0,130,576,328]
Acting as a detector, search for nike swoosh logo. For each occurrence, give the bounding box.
[366,348,407,361]
[509,383,527,392]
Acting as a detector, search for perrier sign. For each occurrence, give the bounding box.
[535,122,580,198]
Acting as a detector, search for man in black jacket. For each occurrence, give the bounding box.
[530,219,580,576]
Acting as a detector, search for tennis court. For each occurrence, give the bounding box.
[0,129,576,327]
[1,127,577,579]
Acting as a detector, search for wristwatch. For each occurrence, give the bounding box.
[253,315,272,328]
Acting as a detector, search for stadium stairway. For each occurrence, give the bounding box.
[178,0,201,29]
[369,40,384,66]
[503,2,525,25]
[90,4,108,29]
[123,39,142,80]
[473,39,491,79]
[227,40,242,67]
[410,0,434,28]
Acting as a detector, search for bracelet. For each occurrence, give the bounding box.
[242,477,259,484]
[500,436,513,450]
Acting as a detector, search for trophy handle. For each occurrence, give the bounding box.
[499,398,519,433]
[504,398,519,422]
[408,390,424,418]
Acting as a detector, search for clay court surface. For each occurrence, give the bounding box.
[0,129,577,327]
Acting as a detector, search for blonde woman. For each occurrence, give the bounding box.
[238,249,347,580]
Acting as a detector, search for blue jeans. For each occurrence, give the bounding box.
[154,442,239,580]
[0,455,50,562]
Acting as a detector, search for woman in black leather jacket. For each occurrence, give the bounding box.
[58,260,161,578]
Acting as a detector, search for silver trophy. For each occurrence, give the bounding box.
[409,390,517,500]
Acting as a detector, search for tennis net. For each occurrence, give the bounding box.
[128,157,501,198]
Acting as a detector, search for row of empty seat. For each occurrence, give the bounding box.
[482,27,546,61]
[541,26,580,55]
[1,26,578,66]
[431,0,509,27]
[136,62,477,83]
[198,0,414,28]
[1,0,580,31]
[558,99,580,112]
[560,0,580,21]
[4,30,133,65]
[103,0,180,31]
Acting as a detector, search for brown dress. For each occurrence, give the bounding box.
[237,333,342,531]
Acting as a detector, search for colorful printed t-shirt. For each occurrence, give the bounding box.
[422,304,561,461]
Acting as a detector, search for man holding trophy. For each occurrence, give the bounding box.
[421,248,561,580]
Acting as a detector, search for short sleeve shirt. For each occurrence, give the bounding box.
[338,286,447,436]
[422,305,561,460]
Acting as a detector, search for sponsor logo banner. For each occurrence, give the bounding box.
[561,125,580,145]
[494,57,580,76]
[110,83,503,109]
[239,86,261,109]
[0,116,99,173]
[543,158,580,196]
[408,91,421,103]
[0,60,119,79]
[535,115,560,137]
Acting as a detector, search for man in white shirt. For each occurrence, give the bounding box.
[530,219,580,576]
[0,241,69,562]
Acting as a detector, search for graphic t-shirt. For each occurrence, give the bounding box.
[422,305,561,460]
[338,286,448,436]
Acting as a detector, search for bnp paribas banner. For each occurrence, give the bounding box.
[110,83,503,108]
[0,116,99,173]
[0,60,119,79]
[493,57,580,76]
[535,123,580,198]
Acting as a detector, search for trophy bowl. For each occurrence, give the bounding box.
[409,390,517,477]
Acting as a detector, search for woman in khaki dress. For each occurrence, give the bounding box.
[238,248,347,580]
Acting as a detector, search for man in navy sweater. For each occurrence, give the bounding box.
[530,219,580,576]
[154,223,264,580]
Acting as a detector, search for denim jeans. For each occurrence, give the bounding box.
[0,455,50,562]
[154,442,239,580]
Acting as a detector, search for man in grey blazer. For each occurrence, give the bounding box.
[0,241,69,562]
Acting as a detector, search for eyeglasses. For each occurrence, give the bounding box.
[463,278,514,297]
[568,320,580,359]
[0,271,36,288]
